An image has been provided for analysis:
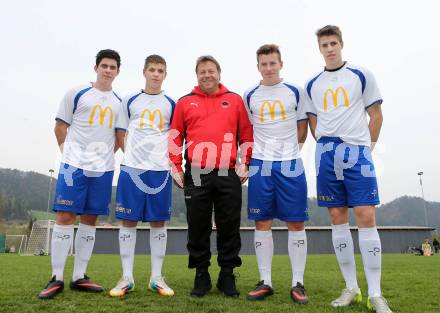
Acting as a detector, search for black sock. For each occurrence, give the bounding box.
[196,267,208,275]
[220,267,233,275]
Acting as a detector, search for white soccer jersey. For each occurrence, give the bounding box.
[56,83,122,172]
[116,90,175,170]
[305,62,382,146]
[243,81,308,161]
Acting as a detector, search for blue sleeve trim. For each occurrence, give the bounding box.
[306,71,323,100]
[246,85,260,113]
[115,127,126,132]
[306,112,317,117]
[127,92,143,119]
[365,99,383,110]
[113,91,122,102]
[347,67,366,94]
[55,117,71,126]
[164,94,176,123]
[297,118,309,122]
[73,86,93,114]
[73,86,93,113]
[283,83,300,105]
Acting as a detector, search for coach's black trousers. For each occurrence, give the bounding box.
[184,167,242,269]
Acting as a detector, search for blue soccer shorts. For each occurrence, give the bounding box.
[53,163,113,216]
[115,166,172,222]
[248,158,308,222]
[315,137,380,208]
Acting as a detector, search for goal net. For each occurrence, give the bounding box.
[5,235,27,254]
[22,220,74,256]
[22,220,53,255]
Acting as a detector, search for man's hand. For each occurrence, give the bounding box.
[367,103,383,151]
[172,171,184,189]
[236,164,249,184]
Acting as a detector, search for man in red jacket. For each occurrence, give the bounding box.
[169,55,253,298]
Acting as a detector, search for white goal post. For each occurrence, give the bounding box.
[22,220,73,256]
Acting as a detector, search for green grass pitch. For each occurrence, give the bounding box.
[0,254,438,312]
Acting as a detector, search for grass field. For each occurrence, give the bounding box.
[0,254,438,313]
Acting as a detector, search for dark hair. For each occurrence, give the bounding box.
[256,44,282,62]
[316,25,343,43]
[195,55,221,73]
[96,49,121,68]
[144,54,166,70]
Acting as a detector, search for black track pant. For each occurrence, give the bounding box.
[184,167,242,269]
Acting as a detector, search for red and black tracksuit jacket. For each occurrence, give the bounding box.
[169,83,253,269]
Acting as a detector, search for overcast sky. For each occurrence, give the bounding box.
[1,0,438,203]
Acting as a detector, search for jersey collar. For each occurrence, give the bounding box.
[324,61,347,72]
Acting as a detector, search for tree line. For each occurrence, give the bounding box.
[0,168,438,230]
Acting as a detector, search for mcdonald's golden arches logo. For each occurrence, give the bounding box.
[259,100,286,122]
[88,104,113,128]
[323,87,349,112]
[140,109,163,130]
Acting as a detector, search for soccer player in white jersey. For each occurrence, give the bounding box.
[243,44,309,304]
[38,49,122,299]
[305,25,392,313]
[109,55,175,297]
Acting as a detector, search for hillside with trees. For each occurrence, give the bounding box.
[0,168,438,230]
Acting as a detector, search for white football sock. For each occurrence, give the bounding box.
[359,227,382,297]
[72,223,96,281]
[51,223,74,281]
[150,227,167,279]
[288,230,307,286]
[254,230,273,286]
[119,226,137,281]
[332,223,359,290]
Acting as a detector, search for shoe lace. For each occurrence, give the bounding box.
[336,288,356,303]
[221,273,237,289]
[294,283,305,293]
[45,276,57,288]
[154,277,171,290]
[371,296,391,311]
[115,277,130,289]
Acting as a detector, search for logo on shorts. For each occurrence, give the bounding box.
[335,243,347,252]
[140,109,163,131]
[56,196,74,206]
[259,100,286,122]
[89,104,113,128]
[255,241,262,249]
[292,240,305,247]
[318,195,335,202]
[82,235,94,242]
[323,87,349,112]
[115,206,132,214]
[368,247,381,256]
[249,208,261,214]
